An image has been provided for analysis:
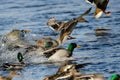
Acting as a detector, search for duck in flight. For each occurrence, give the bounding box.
[47,8,91,44]
[84,0,111,18]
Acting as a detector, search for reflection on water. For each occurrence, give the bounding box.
[0,0,120,80]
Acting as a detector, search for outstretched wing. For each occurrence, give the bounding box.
[58,19,77,44]
[76,7,92,22]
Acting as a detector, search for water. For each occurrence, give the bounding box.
[0,0,120,80]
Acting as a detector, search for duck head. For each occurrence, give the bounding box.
[47,17,57,26]
[45,42,53,48]
[12,29,30,35]
[35,38,58,48]
[110,74,120,80]
[17,52,24,64]
[67,43,81,52]
[47,17,61,31]
[19,29,30,38]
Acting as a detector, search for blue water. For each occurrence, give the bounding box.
[0,0,120,80]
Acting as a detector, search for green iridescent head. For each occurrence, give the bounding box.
[17,52,23,62]
[67,43,80,52]
[45,42,53,48]
[110,74,120,80]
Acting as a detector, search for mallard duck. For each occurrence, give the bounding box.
[2,29,30,50]
[44,64,85,80]
[35,37,59,48]
[2,52,24,70]
[43,43,80,61]
[0,71,20,80]
[110,74,120,80]
[44,64,104,80]
[84,0,111,18]
[49,8,91,44]
[23,40,59,56]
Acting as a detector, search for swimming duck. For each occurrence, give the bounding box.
[110,74,120,80]
[43,43,80,61]
[44,64,104,80]
[2,29,30,50]
[0,71,20,80]
[2,52,25,70]
[84,0,111,18]
[52,7,91,44]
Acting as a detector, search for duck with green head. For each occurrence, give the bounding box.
[2,52,24,70]
[35,37,59,48]
[43,43,80,61]
[24,41,56,56]
[33,41,55,53]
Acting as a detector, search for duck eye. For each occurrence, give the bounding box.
[64,65,73,72]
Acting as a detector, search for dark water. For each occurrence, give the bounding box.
[0,0,120,80]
